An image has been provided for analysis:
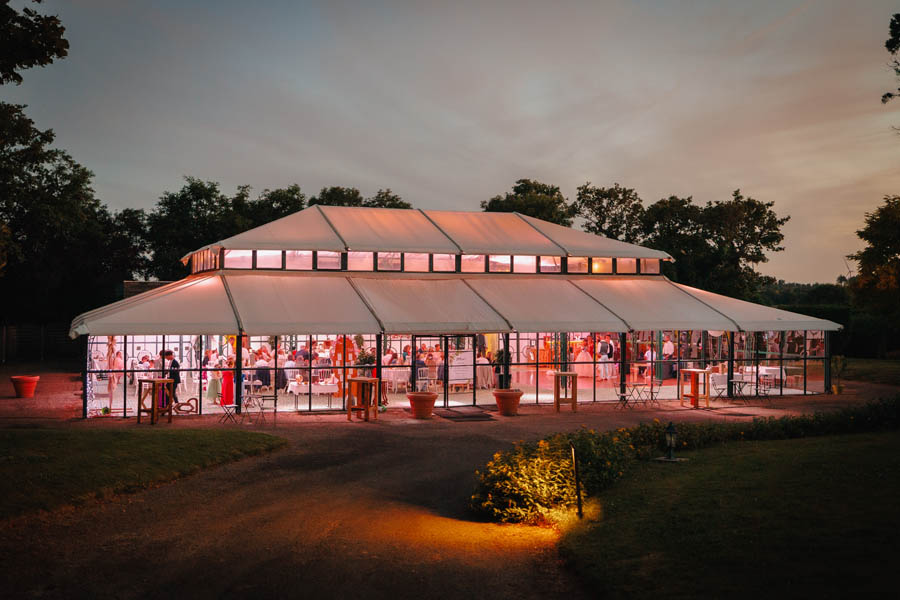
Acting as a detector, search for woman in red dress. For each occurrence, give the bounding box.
[221,356,235,406]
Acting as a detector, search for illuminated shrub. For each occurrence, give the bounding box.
[470,397,899,523]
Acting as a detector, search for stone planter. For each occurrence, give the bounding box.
[493,388,523,416]
[11,375,40,398]
[406,391,438,419]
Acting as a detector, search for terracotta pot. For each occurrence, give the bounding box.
[406,391,438,419]
[11,375,40,399]
[493,388,524,416]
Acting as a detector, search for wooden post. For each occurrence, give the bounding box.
[571,442,583,519]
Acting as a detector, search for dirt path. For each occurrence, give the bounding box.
[1,380,896,599]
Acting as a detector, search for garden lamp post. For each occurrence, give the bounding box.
[665,421,677,461]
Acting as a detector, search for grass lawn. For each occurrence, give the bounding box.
[559,432,900,599]
[842,358,900,386]
[0,428,286,519]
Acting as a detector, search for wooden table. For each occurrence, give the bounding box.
[680,368,711,408]
[552,371,578,412]
[137,378,174,424]
[347,377,378,421]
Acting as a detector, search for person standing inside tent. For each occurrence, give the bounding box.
[596,334,615,380]
[163,350,181,405]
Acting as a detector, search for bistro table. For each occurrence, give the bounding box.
[551,371,578,412]
[680,368,711,408]
[347,377,378,421]
[137,378,174,424]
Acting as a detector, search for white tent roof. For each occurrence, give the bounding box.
[572,278,738,331]
[182,206,671,261]
[225,272,381,334]
[350,278,510,334]
[519,214,671,259]
[69,274,238,336]
[674,283,841,331]
[466,278,627,332]
[320,206,458,254]
[191,204,345,254]
[421,210,563,256]
[69,273,840,338]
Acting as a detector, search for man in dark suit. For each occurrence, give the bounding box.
[164,350,181,403]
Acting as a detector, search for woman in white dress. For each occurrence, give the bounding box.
[574,342,594,379]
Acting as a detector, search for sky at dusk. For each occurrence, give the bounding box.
[6,0,899,283]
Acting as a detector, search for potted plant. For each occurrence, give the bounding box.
[406,391,438,419]
[10,375,40,398]
[492,388,523,416]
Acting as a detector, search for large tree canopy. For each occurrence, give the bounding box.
[308,186,411,209]
[144,178,307,280]
[848,195,900,314]
[575,182,646,243]
[0,0,68,85]
[481,179,574,226]
[0,104,147,320]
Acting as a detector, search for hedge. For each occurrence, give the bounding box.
[469,396,900,524]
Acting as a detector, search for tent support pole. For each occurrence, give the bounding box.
[727,331,735,399]
[591,332,596,403]
[235,332,243,414]
[122,335,128,417]
[82,335,89,419]
[502,333,510,390]
[824,331,832,393]
[803,330,808,395]
[443,336,449,408]
[619,332,627,404]
[411,336,417,391]
[472,335,476,406]
[375,333,383,408]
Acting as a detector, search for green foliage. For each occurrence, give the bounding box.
[882,12,900,104]
[482,179,575,226]
[848,196,900,318]
[470,397,900,523]
[575,182,645,243]
[0,0,69,85]
[144,178,306,280]
[0,103,148,319]
[308,186,411,209]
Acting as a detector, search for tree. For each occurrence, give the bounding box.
[848,195,900,312]
[481,179,574,226]
[641,195,710,286]
[635,189,789,299]
[0,0,68,85]
[145,179,308,280]
[308,186,365,207]
[696,190,789,299]
[882,13,900,105]
[365,188,411,209]
[0,104,146,319]
[250,184,306,225]
[575,182,646,243]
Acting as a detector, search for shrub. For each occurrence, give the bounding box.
[470,396,900,523]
